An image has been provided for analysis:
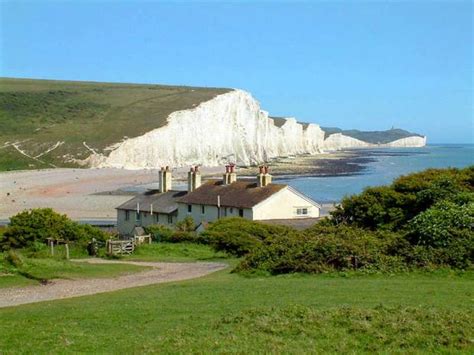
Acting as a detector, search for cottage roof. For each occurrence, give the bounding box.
[116,190,187,214]
[177,180,287,208]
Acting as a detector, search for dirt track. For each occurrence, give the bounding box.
[0,259,227,308]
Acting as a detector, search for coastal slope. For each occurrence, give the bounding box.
[0,78,426,170]
[92,90,426,169]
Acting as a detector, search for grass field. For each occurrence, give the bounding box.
[0,242,472,353]
[0,248,150,289]
[0,77,230,170]
[127,242,228,262]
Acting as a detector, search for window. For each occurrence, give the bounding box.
[296,208,309,216]
[239,209,244,217]
[201,205,205,214]
[230,207,234,214]
[125,210,130,221]
[168,215,173,224]
[136,211,141,221]
[155,214,159,223]
[187,204,192,213]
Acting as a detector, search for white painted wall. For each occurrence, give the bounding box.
[117,209,176,236]
[252,187,320,220]
[177,203,252,224]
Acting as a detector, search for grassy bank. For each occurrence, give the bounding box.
[126,242,228,262]
[0,249,149,289]
[0,267,472,353]
[0,78,230,170]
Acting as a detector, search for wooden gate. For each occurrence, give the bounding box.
[106,239,135,255]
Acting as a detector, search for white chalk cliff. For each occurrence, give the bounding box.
[87,89,426,169]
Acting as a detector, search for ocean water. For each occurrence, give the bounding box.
[280,144,474,203]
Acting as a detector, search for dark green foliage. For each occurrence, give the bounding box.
[237,225,406,274]
[144,223,201,244]
[237,167,473,274]
[331,166,474,231]
[202,218,296,257]
[175,216,195,232]
[407,200,474,248]
[164,231,201,244]
[144,224,174,242]
[0,208,108,250]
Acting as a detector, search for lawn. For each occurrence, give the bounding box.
[127,242,228,262]
[0,263,472,353]
[0,249,150,289]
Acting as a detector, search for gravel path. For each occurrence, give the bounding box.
[0,259,227,308]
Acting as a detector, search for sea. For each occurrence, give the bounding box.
[279,144,474,204]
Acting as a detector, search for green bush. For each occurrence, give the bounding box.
[165,231,201,243]
[0,208,108,250]
[175,216,195,232]
[237,225,406,274]
[331,166,474,231]
[144,224,174,242]
[144,224,202,244]
[202,218,296,257]
[407,201,473,248]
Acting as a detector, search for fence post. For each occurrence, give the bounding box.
[65,243,70,260]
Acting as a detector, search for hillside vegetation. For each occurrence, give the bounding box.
[201,166,473,274]
[0,78,230,170]
[321,126,423,143]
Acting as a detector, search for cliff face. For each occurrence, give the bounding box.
[320,133,427,150]
[88,89,425,169]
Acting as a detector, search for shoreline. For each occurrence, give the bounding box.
[0,148,429,220]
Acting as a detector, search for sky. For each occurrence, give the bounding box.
[1,0,472,143]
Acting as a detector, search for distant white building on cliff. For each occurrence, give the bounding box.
[116,165,321,236]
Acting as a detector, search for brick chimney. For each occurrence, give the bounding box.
[188,166,202,192]
[228,163,237,184]
[257,165,272,187]
[263,165,272,186]
[159,166,172,192]
[222,165,230,185]
[158,167,165,192]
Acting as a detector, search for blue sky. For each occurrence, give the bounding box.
[1,1,472,143]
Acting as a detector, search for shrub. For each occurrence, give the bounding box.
[164,231,201,243]
[176,216,195,232]
[236,225,406,274]
[331,166,474,231]
[144,224,174,242]
[407,201,473,248]
[0,208,108,250]
[202,218,296,257]
[1,208,76,250]
[144,224,203,244]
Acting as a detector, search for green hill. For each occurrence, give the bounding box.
[0,78,230,170]
[321,127,423,144]
[270,118,422,144]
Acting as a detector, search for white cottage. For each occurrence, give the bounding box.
[177,166,320,224]
[116,165,321,236]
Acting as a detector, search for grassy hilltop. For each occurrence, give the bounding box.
[0,78,230,170]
